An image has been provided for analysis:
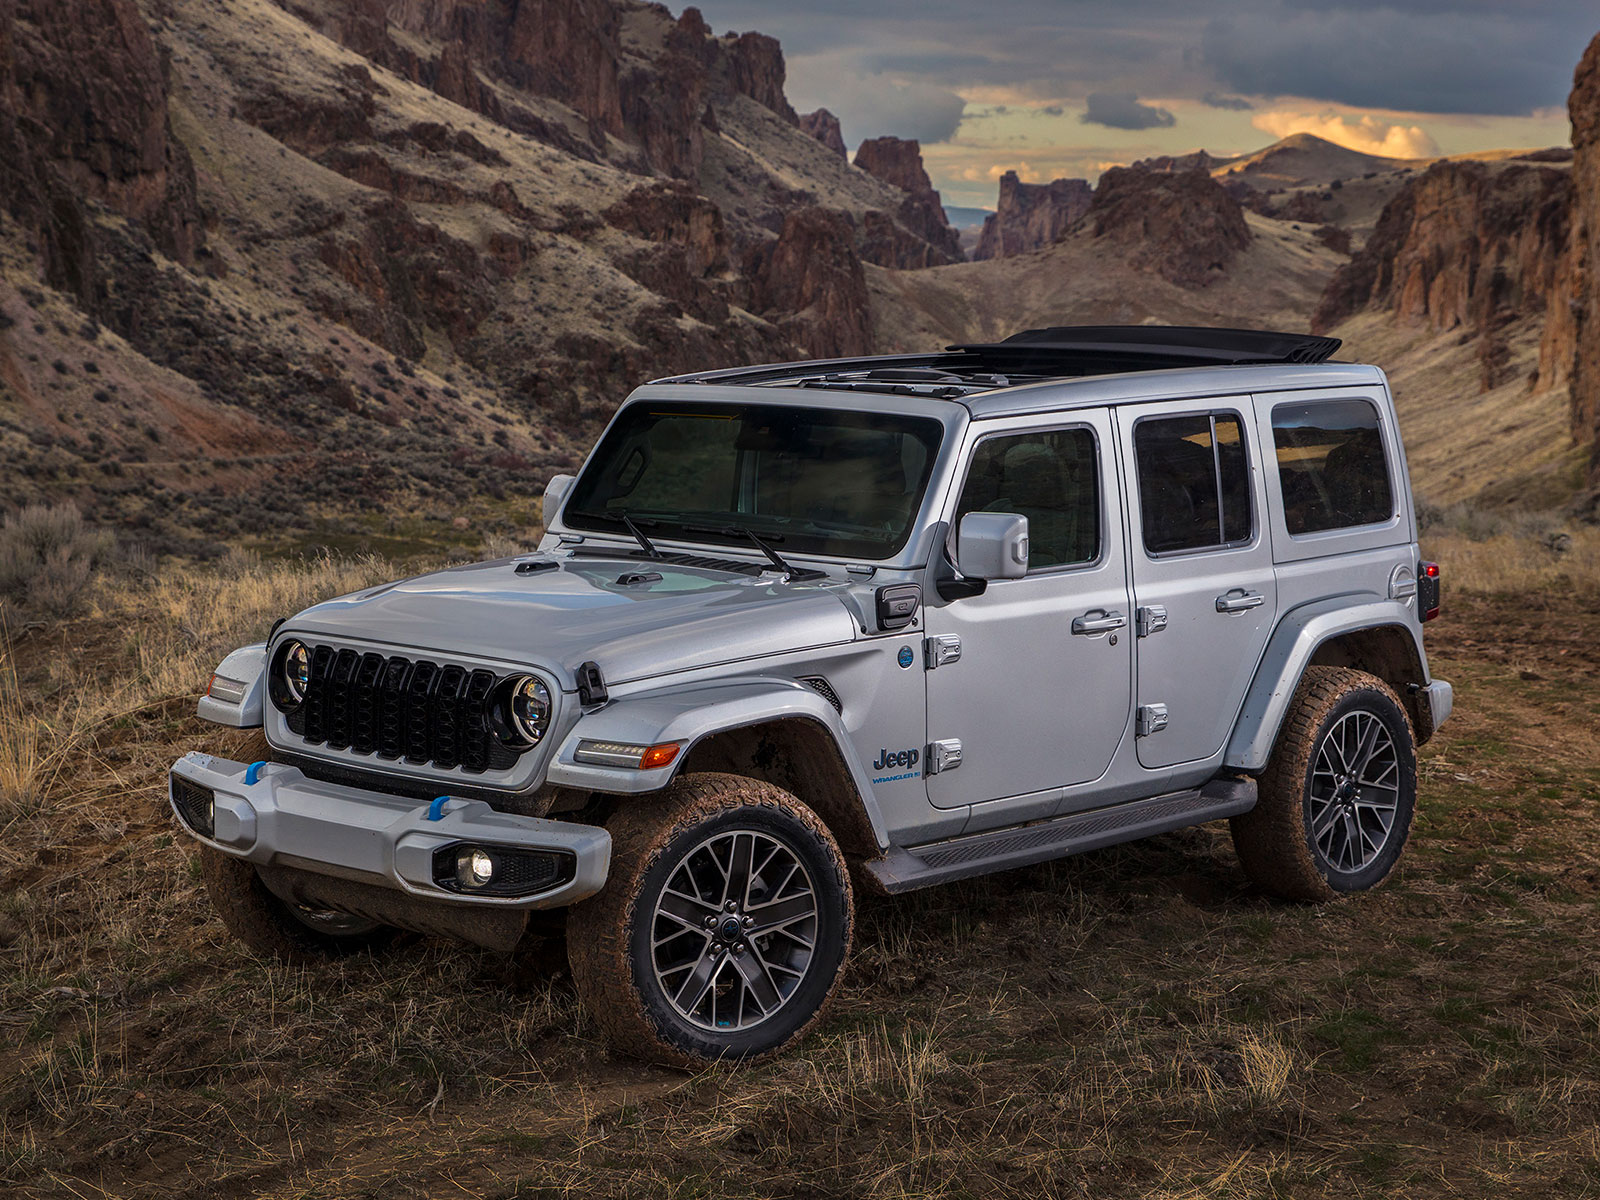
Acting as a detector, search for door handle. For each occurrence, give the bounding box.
[1216,589,1265,613]
[1072,609,1127,635]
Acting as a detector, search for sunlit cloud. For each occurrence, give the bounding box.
[1250,110,1442,159]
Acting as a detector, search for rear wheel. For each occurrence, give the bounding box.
[1231,667,1417,901]
[198,847,398,961]
[568,773,852,1067]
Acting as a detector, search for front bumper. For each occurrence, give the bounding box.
[168,752,611,910]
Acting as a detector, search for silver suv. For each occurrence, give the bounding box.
[170,325,1452,1066]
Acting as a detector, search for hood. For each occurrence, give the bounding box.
[282,555,859,689]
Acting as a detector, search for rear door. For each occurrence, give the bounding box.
[923,410,1132,810]
[1116,397,1278,769]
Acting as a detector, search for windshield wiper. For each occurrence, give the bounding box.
[568,509,662,559]
[684,523,825,581]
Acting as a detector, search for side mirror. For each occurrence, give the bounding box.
[542,473,576,527]
[956,512,1029,580]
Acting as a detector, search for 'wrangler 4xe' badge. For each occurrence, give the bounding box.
[871,746,921,784]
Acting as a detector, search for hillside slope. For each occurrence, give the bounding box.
[0,0,956,553]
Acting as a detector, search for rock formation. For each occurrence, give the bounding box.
[799,109,847,159]
[1088,167,1251,288]
[1544,32,1600,488]
[742,208,874,358]
[972,172,1093,260]
[852,137,962,267]
[1315,161,1570,337]
[0,0,203,293]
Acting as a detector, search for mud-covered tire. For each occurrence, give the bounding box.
[1232,666,1417,901]
[568,772,853,1068]
[198,847,398,962]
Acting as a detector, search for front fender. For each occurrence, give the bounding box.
[197,643,268,728]
[1225,597,1428,771]
[545,677,888,849]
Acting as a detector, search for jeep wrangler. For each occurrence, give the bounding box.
[170,325,1452,1066]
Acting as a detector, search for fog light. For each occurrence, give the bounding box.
[457,848,495,889]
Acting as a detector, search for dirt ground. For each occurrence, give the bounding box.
[2,589,1599,1199]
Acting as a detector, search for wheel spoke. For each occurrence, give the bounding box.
[748,891,815,932]
[722,833,754,909]
[729,948,781,1013]
[673,946,725,1014]
[657,887,718,931]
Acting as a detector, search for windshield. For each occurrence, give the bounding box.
[564,402,946,561]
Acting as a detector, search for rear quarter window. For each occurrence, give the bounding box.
[1271,398,1395,535]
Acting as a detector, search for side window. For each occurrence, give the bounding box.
[953,428,1100,570]
[1271,399,1394,535]
[1134,413,1252,554]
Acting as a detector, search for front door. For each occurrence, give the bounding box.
[924,410,1132,809]
[1116,398,1279,769]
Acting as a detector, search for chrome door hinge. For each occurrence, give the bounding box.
[1137,605,1168,638]
[925,739,963,774]
[924,633,962,669]
[1136,703,1168,737]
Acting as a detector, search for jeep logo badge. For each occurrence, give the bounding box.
[872,747,920,771]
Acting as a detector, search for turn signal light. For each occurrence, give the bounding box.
[639,743,681,770]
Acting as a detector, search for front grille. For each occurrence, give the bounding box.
[285,646,524,774]
[170,775,215,837]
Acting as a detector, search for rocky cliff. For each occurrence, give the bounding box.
[1315,160,1571,389]
[0,0,932,550]
[972,172,1093,261]
[1088,167,1251,288]
[853,136,963,267]
[0,0,203,297]
[1545,33,1600,489]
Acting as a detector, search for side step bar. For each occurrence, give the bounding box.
[864,777,1257,894]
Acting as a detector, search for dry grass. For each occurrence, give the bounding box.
[0,555,1598,1198]
[1420,504,1600,596]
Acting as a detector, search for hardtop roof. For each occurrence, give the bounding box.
[643,324,1379,418]
[638,360,1386,421]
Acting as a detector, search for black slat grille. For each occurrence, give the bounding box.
[286,646,525,774]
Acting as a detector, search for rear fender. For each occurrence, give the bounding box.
[1226,598,1429,771]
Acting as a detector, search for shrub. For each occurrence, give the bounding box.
[0,503,114,617]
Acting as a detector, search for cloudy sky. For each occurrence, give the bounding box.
[691,0,1593,209]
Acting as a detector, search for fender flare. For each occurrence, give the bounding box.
[544,676,890,849]
[1225,597,1428,772]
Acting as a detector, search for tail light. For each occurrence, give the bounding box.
[1418,561,1440,622]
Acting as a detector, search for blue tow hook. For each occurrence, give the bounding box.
[243,761,267,786]
[426,796,452,821]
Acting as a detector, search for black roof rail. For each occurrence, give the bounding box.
[950,325,1342,367]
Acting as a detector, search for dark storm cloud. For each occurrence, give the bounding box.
[1200,6,1592,114]
[690,0,1595,118]
[1202,91,1254,111]
[1081,92,1176,130]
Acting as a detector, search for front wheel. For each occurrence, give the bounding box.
[567,773,853,1067]
[1231,666,1418,901]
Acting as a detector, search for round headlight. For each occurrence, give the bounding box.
[282,641,310,705]
[505,676,551,745]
